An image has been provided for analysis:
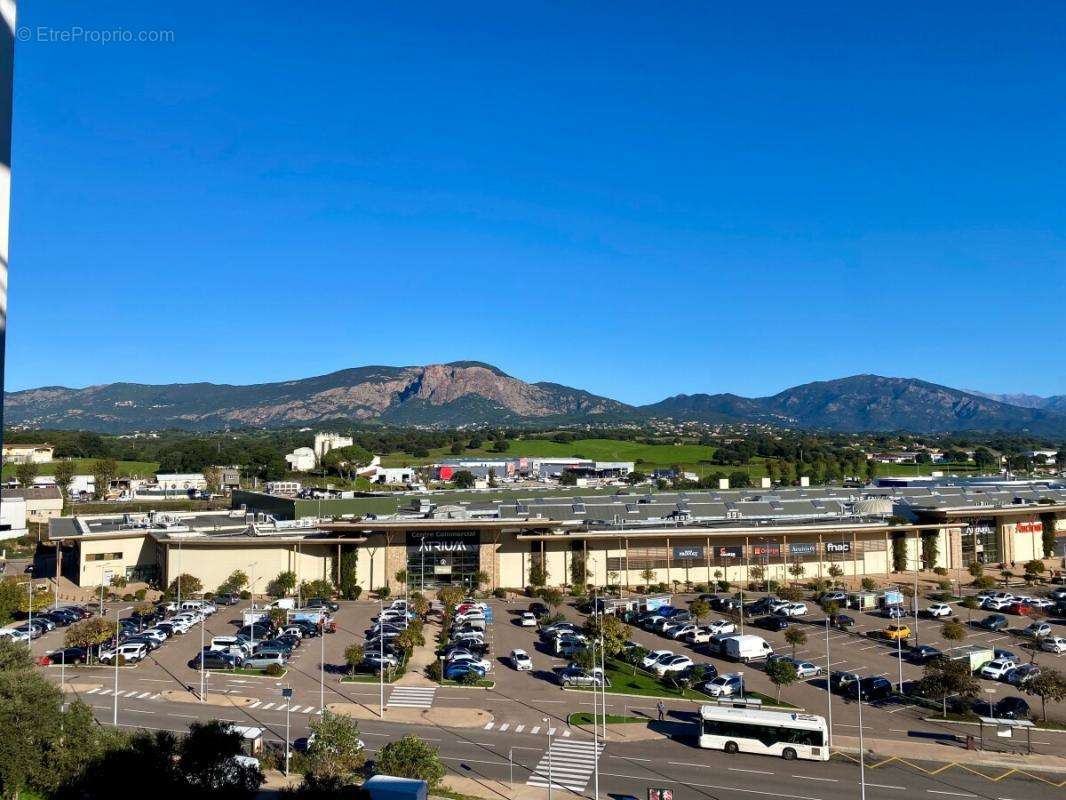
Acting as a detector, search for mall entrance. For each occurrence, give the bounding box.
[405,529,482,590]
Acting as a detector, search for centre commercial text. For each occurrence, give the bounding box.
[406,529,481,553]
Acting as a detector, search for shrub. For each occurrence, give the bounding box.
[350,585,363,600]
[239,590,251,600]
[426,661,443,682]
[492,588,506,599]
[377,586,392,600]
[134,588,147,601]
[933,567,948,576]
[455,670,481,685]
[264,663,285,677]
[121,593,134,602]
[972,575,995,590]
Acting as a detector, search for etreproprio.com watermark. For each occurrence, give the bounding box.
[17,26,175,44]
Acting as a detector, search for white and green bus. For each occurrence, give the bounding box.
[697,705,829,761]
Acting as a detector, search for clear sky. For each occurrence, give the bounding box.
[7,2,1065,404]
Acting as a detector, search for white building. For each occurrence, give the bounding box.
[154,473,208,492]
[0,495,26,540]
[285,447,317,472]
[314,433,353,463]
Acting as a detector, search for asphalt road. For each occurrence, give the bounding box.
[70,689,1058,800]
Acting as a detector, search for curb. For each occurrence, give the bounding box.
[920,717,1066,735]
[832,745,1066,775]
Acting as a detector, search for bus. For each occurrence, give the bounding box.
[697,704,829,761]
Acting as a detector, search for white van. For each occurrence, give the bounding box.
[266,598,296,610]
[99,642,148,664]
[211,636,253,656]
[722,635,774,663]
[180,600,205,613]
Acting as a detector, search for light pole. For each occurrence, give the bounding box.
[857,680,866,800]
[283,685,293,777]
[199,593,206,702]
[379,597,385,718]
[543,717,553,800]
[895,626,904,688]
[591,606,599,800]
[824,614,833,747]
[113,605,133,726]
[319,612,325,713]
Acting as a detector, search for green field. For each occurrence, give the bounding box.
[1,458,159,479]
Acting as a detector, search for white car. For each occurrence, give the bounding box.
[981,597,1012,611]
[979,658,1017,680]
[792,660,821,678]
[99,643,148,664]
[707,619,737,636]
[641,649,674,670]
[138,630,167,647]
[1029,597,1055,610]
[926,603,952,618]
[1040,636,1066,654]
[767,599,791,613]
[685,626,715,644]
[703,673,744,697]
[142,626,171,641]
[775,603,808,617]
[1023,622,1052,639]
[519,613,537,627]
[0,628,29,643]
[654,654,693,675]
[165,618,193,635]
[670,623,700,640]
[510,649,533,670]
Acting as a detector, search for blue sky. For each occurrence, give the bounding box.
[8,2,1065,404]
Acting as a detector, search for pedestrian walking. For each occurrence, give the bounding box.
[657,700,665,721]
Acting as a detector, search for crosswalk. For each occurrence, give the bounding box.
[387,686,437,709]
[483,721,570,737]
[247,701,320,714]
[527,738,604,792]
[79,686,321,713]
[84,688,159,699]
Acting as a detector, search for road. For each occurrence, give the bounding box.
[68,686,1059,800]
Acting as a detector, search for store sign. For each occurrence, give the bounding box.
[1017,521,1043,535]
[406,529,481,554]
[717,545,743,559]
[789,542,817,556]
[825,541,852,555]
[673,545,704,560]
[752,544,781,558]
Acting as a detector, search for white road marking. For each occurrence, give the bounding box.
[926,792,975,798]
[499,723,509,731]
[515,725,525,733]
[728,767,774,774]
[866,784,906,791]
[484,722,495,730]
[249,701,261,708]
[530,726,541,735]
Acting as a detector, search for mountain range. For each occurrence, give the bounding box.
[5,362,1066,436]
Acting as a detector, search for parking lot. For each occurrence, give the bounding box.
[22,585,1066,757]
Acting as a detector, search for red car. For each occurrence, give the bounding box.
[1008,601,1032,616]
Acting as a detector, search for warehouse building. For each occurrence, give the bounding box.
[42,481,1066,593]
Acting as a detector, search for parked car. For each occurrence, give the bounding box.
[1022,622,1052,639]
[447,652,491,672]
[124,635,163,652]
[845,676,893,702]
[924,603,952,618]
[1040,636,1066,654]
[775,603,808,618]
[641,650,675,670]
[1005,664,1040,686]
[706,619,738,636]
[884,624,911,640]
[979,658,1017,681]
[834,614,856,629]
[558,667,609,687]
[654,655,694,675]
[216,593,240,606]
[1007,601,1033,616]
[981,597,1013,611]
[41,647,88,665]
[244,653,286,670]
[444,663,486,681]
[99,643,148,664]
[306,597,340,612]
[519,613,538,627]
[884,606,906,619]
[669,623,700,640]
[978,614,1009,631]
[754,616,789,632]
[701,672,744,697]
[820,591,848,604]
[909,645,943,664]
[196,650,243,670]
[829,671,861,694]
[993,696,1031,720]
[510,649,533,670]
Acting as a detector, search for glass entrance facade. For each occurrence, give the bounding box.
[962,517,1000,564]
[405,529,481,590]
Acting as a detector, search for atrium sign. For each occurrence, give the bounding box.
[406,529,481,553]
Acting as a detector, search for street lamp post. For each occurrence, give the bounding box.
[857,681,866,800]
[896,626,904,688]
[113,605,133,726]
[543,717,553,800]
[199,593,206,702]
[824,615,833,747]
[320,613,325,713]
[379,597,385,718]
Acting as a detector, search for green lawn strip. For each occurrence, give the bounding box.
[206,667,287,678]
[569,712,646,726]
[341,672,404,684]
[438,679,495,688]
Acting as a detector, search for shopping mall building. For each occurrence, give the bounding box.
[42,480,1066,593]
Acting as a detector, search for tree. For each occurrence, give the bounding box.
[321,445,374,481]
[729,470,751,488]
[559,470,579,487]
[921,532,939,570]
[344,643,365,675]
[941,620,966,643]
[217,570,248,595]
[166,573,203,598]
[267,570,297,597]
[202,466,221,494]
[473,570,490,591]
[449,441,463,456]
[784,626,807,657]
[14,461,37,488]
[919,657,979,717]
[267,608,288,628]
[91,458,119,499]
[0,638,33,672]
[974,447,998,470]
[492,439,509,453]
[19,584,51,614]
[766,658,798,702]
[891,535,907,572]
[827,564,844,583]
[451,470,476,489]
[748,564,765,590]
[788,562,804,582]
[179,720,264,797]
[690,599,710,623]
[640,567,656,587]
[541,587,564,611]
[53,459,77,505]
[1023,559,1045,581]
[961,595,979,622]
[582,613,631,657]
[861,577,877,591]
[822,600,840,621]
[410,593,430,621]
[968,561,984,578]
[374,735,446,788]
[1024,668,1066,723]
[65,617,115,659]
[528,563,548,588]
[303,710,367,792]
[339,545,359,599]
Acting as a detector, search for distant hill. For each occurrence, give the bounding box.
[967,389,1066,414]
[6,364,1066,435]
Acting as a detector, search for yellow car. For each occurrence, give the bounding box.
[884,624,911,640]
